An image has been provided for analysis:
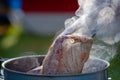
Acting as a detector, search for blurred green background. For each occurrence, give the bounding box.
[0,32,54,58]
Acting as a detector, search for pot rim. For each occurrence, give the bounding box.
[2,55,110,77]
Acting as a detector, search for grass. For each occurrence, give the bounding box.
[0,32,120,80]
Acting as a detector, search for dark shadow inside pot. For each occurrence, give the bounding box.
[3,55,45,73]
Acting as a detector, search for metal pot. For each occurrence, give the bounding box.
[2,55,110,80]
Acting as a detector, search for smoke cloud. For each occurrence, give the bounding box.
[60,0,120,60]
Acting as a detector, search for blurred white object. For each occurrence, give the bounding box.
[108,77,112,80]
[9,9,24,28]
[8,0,24,28]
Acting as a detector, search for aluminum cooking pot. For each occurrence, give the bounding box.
[1,55,110,80]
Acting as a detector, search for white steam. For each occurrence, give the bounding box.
[60,0,120,61]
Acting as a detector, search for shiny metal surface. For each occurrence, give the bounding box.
[2,55,109,80]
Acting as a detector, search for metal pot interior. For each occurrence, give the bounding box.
[2,55,109,75]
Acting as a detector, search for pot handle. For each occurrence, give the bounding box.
[0,58,9,80]
[0,73,4,80]
[0,58,8,78]
[0,58,3,80]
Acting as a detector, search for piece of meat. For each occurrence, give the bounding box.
[27,35,93,75]
[41,35,93,75]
